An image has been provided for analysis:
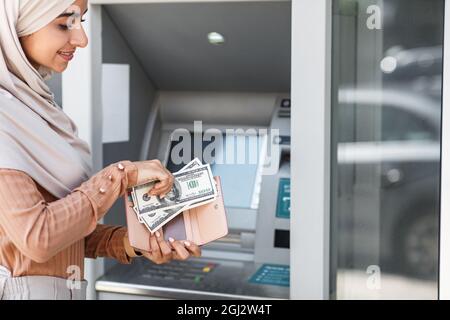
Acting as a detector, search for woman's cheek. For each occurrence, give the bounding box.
[50,27,71,49]
[49,32,70,60]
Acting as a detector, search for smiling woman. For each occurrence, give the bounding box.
[19,0,89,73]
[0,0,200,300]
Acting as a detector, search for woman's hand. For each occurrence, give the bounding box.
[132,160,174,197]
[139,230,202,265]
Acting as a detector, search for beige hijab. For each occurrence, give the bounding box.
[0,0,93,199]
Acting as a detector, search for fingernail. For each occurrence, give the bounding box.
[156,231,161,238]
[160,194,166,199]
[184,241,191,247]
[169,237,175,243]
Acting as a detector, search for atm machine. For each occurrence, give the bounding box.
[92,0,292,300]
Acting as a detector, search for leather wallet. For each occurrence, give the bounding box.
[125,176,229,252]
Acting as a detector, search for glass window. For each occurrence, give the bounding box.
[381,107,437,142]
[330,0,443,299]
[338,104,438,142]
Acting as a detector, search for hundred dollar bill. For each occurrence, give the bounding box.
[180,158,202,172]
[141,204,187,233]
[142,194,219,232]
[130,179,154,221]
[141,195,218,232]
[133,164,217,217]
[144,158,204,220]
[141,206,188,233]
[162,158,204,212]
[129,159,219,233]
[129,158,204,224]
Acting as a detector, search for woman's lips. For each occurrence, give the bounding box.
[58,51,74,61]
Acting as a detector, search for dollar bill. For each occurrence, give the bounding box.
[129,159,218,233]
[141,204,187,233]
[141,194,220,233]
[144,158,203,220]
[133,164,217,216]
[180,158,202,172]
[129,158,204,224]
[150,158,204,215]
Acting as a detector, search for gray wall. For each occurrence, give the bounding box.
[101,8,157,268]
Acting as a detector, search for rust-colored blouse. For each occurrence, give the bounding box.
[0,161,138,279]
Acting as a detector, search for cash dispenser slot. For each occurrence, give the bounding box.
[274,230,290,249]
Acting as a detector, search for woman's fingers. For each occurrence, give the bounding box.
[155,230,173,260]
[183,241,202,257]
[150,171,173,196]
[159,167,175,196]
[141,251,153,261]
[150,174,172,195]
[151,170,171,189]
[168,238,190,261]
[149,234,162,261]
[134,159,174,194]
[142,234,201,264]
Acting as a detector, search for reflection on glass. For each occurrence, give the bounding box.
[331,0,443,299]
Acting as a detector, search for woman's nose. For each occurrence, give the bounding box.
[69,27,89,48]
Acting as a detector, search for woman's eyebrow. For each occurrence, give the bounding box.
[57,8,88,18]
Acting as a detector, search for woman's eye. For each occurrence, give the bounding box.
[58,19,85,31]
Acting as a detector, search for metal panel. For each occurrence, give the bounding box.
[290,0,332,300]
[440,0,450,301]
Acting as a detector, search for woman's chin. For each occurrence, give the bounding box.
[52,63,68,73]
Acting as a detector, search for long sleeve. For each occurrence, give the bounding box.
[0,161,137,264]
[84,225,131,264]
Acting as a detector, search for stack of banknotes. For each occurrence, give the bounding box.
[128,158,218,233]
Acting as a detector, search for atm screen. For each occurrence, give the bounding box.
[165,132,265,209]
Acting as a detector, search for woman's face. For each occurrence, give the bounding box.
[19,0,89,73]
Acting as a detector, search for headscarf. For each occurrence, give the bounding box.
[0,0,93,199]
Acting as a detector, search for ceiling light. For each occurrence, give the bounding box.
[208,32,225,45]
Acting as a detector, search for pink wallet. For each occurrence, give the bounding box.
[125,176,229,252]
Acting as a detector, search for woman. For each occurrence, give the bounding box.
[0,0,201,300]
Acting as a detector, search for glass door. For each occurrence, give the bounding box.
[330,0,444,299]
